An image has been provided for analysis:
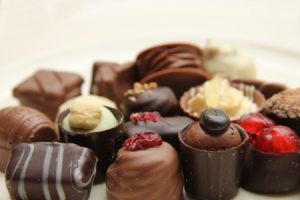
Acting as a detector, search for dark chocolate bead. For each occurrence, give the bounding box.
[200,108,230,136]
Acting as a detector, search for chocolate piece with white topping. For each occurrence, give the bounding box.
[5,142,97,200]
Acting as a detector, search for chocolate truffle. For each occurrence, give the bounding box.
[121,112,193,151]
[123,82,179,117]
[203,40,256,79]
[0,106,58,172]
[179,108,248,200]
[136,43,203,79]
[106,132,183,200]
[13,69,84,121]
[183,109,242,150]
[264,88,300,135]
[90,61,137,104]
[6,142,97,200]
[58,96,123,181]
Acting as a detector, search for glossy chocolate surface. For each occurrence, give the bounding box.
[242,145,300,193]
[121,115,193,152]
[106,142,183,200]
[136,43,203,79]
[0,106,58,172]
[13,70,84,121]
[90,61,137,104]
[58,107,123,182]
[179,125,248,200]
[6,142,97,200]
[124,86,179,118]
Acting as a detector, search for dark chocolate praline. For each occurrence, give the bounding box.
[58,106,123,183]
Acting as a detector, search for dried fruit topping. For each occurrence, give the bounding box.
[130,112,161,123]
[237,113,275,143]
[123,132,163,151]
[255,125,299,154]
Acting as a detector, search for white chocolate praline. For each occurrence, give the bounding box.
[203,41,256,79]
[187,76,258,120]
[62,97,118,134]
[56,95,117,122]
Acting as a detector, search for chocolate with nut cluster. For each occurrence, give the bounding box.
[13,69,84,121]
[136,43,204,79]
[123,82,179,118]
[121,112,193,152]
[6,142,97,200]
[0,106,58,172]
[179,108,248,200]
[90,61,137,104]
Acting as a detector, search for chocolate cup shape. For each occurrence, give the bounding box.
[58,107,123,182]
[179,124,248,200]
[180,82,265,120]
[141,68,209,98]
[242,144,300,193]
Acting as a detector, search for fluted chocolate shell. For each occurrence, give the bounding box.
[242,144,300,193]
[58,107,123,182]
[123,86,179,118]
[121,116,193,152]
[136,43,203,79]
[90,62,137,104]
[13,70,84,121]
[0,106,59,172]
[179,124,248,200]
[6,142,97,200]
[141,68,209,98]
[106,142,183,200]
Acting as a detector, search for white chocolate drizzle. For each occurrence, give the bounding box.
[56,145,66,200]
[18,144,34,200]
[42,145,53,200]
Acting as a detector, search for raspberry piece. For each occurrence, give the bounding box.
[255,125,299,154]
[237,113,275,143]
[130,112,161,123]
[123,132,163,151]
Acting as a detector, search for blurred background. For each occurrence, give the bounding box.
[0,0,300,66]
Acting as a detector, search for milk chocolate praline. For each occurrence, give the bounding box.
[58,106,123,182]
[0,106,58,172]
[179,108,248,200]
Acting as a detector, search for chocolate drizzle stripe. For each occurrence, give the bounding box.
[56,145,66,200]
[42,145,53,200]
[18,144,34,199]
[74,148,95,188]
[8,145,26,182]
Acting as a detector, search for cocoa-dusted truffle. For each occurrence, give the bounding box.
[183,109,242,150]
[179,108,248,200]
[106,132,183,200]
[13,69,84,121]
[136,43,203,79]
[121,112,193,152]
[264,88,300,135]
[0,106,58,172]
[123,82,178,117]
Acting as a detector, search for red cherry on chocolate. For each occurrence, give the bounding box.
[123,131,163,151]
[255,125,299,154]
[130,112,161,123]
[237,113,275,143]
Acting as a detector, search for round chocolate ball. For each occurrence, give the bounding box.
[200,108,230,136]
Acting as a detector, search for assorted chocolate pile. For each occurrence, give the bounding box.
[0,41,299,200]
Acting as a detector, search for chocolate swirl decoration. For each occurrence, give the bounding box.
[0,106,58,171]
[106,142,183,200]
[136,43,203,79]
[5,142,97,200]
[13,70,84,120]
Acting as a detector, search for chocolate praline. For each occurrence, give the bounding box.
[121,113,193,152]
[58,106,123,182]
[179,109,248,200]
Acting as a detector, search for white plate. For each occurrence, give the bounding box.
[0,38,300,200]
